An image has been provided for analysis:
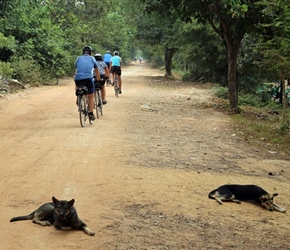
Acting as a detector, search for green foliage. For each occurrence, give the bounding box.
[239,93,264,106]
[0,61,13,79]
[0,0,138,85]
[279,120,290,132]
[213,86,229,99]
[0,33,15,50]
[141,0,282,112]
[173,21,227,83]
[10,57,43,86]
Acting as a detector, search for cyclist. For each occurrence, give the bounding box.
[74,46,100,121]
[94,53,109,104]
[103,50,112,85]
[110,51,122,94]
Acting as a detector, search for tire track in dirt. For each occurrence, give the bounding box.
[0,63,289,249]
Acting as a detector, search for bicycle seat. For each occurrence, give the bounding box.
[75,85,88,96]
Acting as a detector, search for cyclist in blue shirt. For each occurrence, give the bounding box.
[75,46,100,121]
[103,50,112,85]
[110,51,122,94]
[103,50,112,68]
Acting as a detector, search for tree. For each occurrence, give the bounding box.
[0,0,138,84]
[172,20,227,83]
[141,0,271,113]
[136,12,178,76]
[255,0,290,125]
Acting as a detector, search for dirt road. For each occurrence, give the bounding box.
[0,63,290,249]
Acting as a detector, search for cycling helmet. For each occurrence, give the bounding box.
[113,51,119,56]
[83,46,92,55]
[106,50,110,53]
[94,53,103,61]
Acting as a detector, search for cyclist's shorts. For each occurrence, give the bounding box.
[75,78,95,94]
[94,75,106,90]
[111,66,121,76]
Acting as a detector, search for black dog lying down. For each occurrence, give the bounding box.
[10,196,95,236]
[208,184,286,213]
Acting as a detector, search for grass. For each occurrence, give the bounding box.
[212,87,290,156]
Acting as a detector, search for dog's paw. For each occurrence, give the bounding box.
[88,231,95,236]
[84,226,95,236]
[41,221,51,226]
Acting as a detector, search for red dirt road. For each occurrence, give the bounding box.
[0,63,290,249]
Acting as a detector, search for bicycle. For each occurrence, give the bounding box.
[75,85,93,127]
[94,80,103,118]
[112,72,120,97]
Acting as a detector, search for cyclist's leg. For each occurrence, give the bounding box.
[101,88,106,104]
[109,66,113,84]
[105,63,110,85]
[86,78,95,120]
[75,80,83,105]
[118,67,122,93]
[100,78,107,104]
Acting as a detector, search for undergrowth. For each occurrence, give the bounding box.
[213,86,290,156]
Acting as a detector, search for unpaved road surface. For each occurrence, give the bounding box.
[1,63,290,250]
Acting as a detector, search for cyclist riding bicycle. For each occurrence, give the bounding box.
[103,50,112,69]
[74,46,100,121]
[110,51,122,94]
[94,53,109,105]
[103,50,112,85]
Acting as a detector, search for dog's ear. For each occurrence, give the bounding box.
[52,196,59,204]
[272,193,279,197]
[68,199,75,206]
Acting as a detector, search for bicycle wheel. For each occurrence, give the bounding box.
[78,95,87,127]
[97,90,103,116]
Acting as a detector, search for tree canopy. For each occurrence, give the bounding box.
[141,0,285,112]
[0,0,138,84]
[0,0,289,117]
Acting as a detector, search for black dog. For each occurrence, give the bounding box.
[10,197,95,236]
[208,184,286,212]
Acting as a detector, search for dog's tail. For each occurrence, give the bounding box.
[208,189,217,199]
[10,212,34,222]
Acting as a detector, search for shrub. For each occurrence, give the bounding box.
[213,86,229,99]
[10,57,43,86]
[0,61,13,79]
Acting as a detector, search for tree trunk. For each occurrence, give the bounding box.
[281,74,286,125]
[226,42,241,113]
[164,47,177,77]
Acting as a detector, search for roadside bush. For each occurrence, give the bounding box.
[213,86,229,99]
[181,72,192,81]
[280,121,290,133]
[10,57,44,86]
[0,61,13,79]
[239,93,261,106]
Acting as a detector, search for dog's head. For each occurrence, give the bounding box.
[52,196,75,218]
[259,193,278,211]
